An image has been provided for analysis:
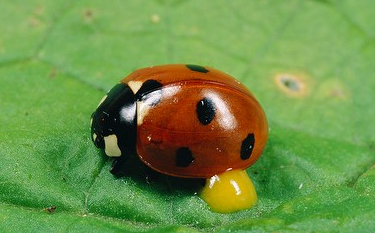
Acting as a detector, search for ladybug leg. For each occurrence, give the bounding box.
[110,155,127,177]
[110,152,159,182]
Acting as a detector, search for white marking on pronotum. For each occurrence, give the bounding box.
[90,117,93,127]
[93,133,97,142]
[128,81,143,94]
[97,95,108,107]
[137,101,151,126]
[104,134,121,157]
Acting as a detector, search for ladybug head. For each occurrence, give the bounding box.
[90,83,137,158]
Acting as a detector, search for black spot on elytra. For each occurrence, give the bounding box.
[240,133,255,160]
[135,80,163,106]
[176,147,195,167]
[196,98,215,125]
[186,64,209,73]
[136,80,163,99]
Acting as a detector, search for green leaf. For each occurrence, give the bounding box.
[1,0,374,232]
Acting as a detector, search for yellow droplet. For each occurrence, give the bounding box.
[200,169,257,213]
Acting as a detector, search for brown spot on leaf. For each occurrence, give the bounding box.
[275,73,307,97]
[82,8,95,23]
[43,206,57,213]
[34,5,44,15]
[330,88,346,99]
[49,68,57,79]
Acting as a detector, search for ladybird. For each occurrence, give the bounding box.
[91,64,268,213]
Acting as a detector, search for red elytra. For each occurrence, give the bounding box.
[119,64,268,178]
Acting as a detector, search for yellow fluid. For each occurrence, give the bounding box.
[200,169,257,213]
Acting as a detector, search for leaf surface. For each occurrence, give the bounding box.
[1,0,374,232]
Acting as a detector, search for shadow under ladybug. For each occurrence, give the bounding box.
[106,150,206,195]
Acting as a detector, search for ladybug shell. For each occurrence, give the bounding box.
[122,64,268,178]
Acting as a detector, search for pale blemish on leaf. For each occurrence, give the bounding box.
[281,203,294,214]
[151,14,161,23]
[28,15,42,27]
[317,79,350,101]
[28,5,44,28]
